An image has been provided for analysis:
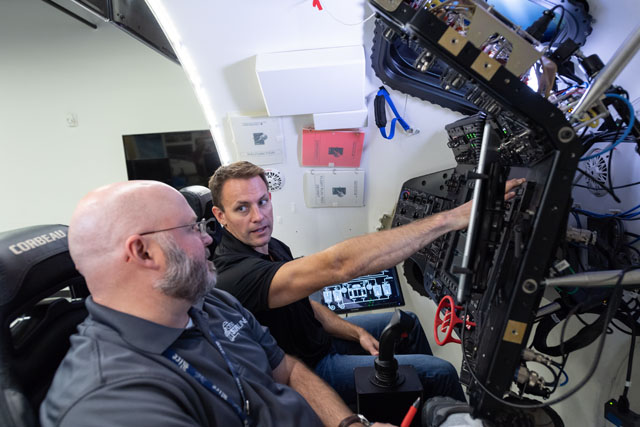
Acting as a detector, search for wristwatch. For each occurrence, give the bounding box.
[338,413,371,427]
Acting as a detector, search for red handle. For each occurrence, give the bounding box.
[433,295,476,346]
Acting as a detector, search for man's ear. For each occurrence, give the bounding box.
[124,235,162,269]
[212,206,226,226]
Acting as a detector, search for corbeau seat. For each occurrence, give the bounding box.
[0,225,88,427]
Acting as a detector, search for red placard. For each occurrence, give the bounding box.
[301,129,364,167]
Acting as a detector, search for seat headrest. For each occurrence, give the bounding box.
[179,185,223,248]
[0,225,83,315]
[179,185,213,220]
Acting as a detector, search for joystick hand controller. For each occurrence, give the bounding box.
[372,309,415,388]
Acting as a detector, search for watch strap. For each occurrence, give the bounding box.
[338,414,371,427]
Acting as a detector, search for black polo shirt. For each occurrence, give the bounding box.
[214,228,332,367]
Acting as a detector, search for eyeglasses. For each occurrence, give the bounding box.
[139,218,215,237]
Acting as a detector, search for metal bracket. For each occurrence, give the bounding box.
[438,26,468,57]
[502,320,527,344]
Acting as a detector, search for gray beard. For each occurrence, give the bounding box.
[154,234,216,304]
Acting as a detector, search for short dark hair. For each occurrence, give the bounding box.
[208,161,268,211]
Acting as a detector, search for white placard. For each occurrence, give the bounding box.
[303,170,364,208]
[228,115,284,165]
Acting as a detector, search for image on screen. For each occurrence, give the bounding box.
[310,267,405,314]
[123,130,221,191]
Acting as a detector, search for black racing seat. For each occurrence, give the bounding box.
[0,225,88,427]
[179,185,222,249]
[179,185,214,220]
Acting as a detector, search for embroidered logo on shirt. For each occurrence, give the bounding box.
[222,317,248,342]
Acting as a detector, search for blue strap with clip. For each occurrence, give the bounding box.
[374,86,413,139]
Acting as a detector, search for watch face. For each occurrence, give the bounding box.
[358,414,371,426]
[264,168,284,191]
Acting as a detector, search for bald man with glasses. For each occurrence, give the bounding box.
[41,181,391,427]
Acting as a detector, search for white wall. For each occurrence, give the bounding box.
[146,0,462,259]
[0,0,207,231]
[2,0,637,424]
[149,1,640,425]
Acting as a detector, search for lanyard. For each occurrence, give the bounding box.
[163,328,252,427]
[374,86,413,139]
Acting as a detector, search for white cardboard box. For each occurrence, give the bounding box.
[255,45,365,117]
[313,107,368,130]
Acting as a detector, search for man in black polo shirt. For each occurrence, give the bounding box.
[210,162,523,403]
[41,180,388,427]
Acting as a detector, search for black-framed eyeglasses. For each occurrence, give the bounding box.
[138,218,215,237]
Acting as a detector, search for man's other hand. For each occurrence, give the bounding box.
[359,329,380,356]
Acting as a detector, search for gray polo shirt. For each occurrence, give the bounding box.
[40,289,322,427]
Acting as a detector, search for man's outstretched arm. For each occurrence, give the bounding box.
[267,178,526,308]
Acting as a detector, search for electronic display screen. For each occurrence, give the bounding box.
[310,267,405,314]
[123,130,221,190]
